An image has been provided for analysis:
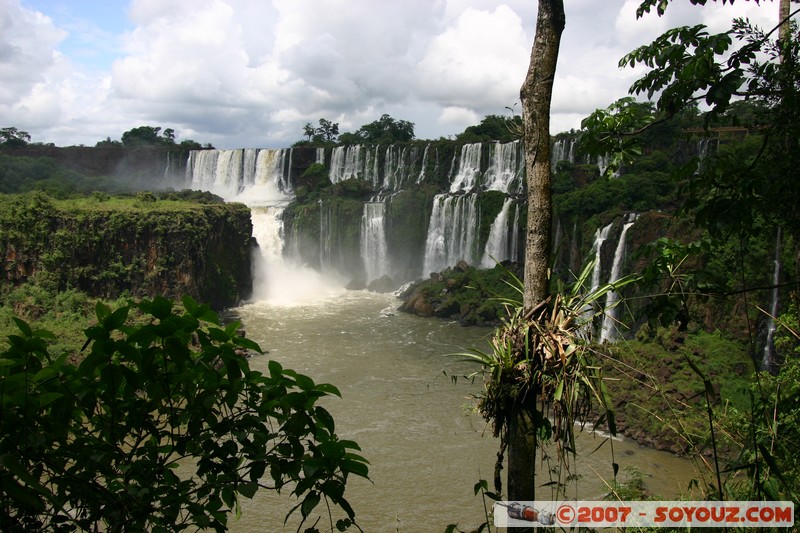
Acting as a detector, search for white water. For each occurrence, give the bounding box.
[484,140,523,193]
[329,145,367,184]
[600,215,638,343]
[422,193,479,275]
[187,148,343,305]
[449,143,483,193]
[510,203,520,263]
[590,223,613,292]
[361,200,390,283]
[481,197,514,268]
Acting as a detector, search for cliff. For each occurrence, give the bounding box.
[0,193,252,310]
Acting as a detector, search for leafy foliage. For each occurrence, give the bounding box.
[0,296,368,532]
[635,0,759,19]
[456,114,523,143]
[343,114,415,145]
[722,355,800,503]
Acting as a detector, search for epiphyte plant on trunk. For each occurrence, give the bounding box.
[456,261,639,501]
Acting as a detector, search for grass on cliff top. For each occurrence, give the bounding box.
[0,190,245,214]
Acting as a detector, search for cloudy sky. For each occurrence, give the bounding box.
[1,0,781,149]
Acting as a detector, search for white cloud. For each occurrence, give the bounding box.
[2,0,790,148]
[0,0,67,120]
[438,106,480,131]
[417,5,530,109]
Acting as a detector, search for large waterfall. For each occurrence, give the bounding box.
[186,148,335,304]
[186,141,527,299]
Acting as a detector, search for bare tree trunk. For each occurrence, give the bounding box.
[520,0,565,312]
[508,0,565,503]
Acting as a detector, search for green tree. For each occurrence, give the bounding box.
[303,122,316,142]
[585,0,800,237]
[316,118,340,143]
[456,114,523,143]
[354,114,415,144]
[121,126,165,147]
[0,296,368,532]
[0,127,32,147]
[95,137,122,148]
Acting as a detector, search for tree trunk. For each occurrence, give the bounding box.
[509,0,565,503]
[521,0,565,312]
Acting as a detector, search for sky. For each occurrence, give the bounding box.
[0,0,782,149]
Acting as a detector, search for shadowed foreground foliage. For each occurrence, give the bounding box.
[0,296,368,532]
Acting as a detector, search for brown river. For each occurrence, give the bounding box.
[223,288,699,533]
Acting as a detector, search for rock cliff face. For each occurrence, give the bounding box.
[1,193,252,309]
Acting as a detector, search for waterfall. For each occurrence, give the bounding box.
[600,215,638,343]
[186,148,335,304]
[551,138,575,166]
[597,154,610,177]
[422,194,479,275]
[449,143,483,193]
[361,200,389,283]
[329,145,365,183]
[481,198,514,267]
[383,145,414,191]
[762,226,782,371]
[484,141,523,193]
[319,200,334,275]
[590,223,614,292]
[416,144,430,184]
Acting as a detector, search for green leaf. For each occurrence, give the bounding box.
[314,406,335,433]
[104,305,129,331]
[301,491,320,518]
[342,458,369,479]
[314,382,341,397]
[11,317,33,337]
[95,301,111,322]
[237,481,258,499]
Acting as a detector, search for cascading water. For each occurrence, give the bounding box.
[422,194,479,275]
[762,226,782,371]
[329,145,366,184]
[449,143,482,193]
[416,144,430,184]
[361,199,390,283]
[481,198,515,268]
[189,141,526,296]
[590,223,614,292]
[484,141,524,193]
[600,214,638,342]
[551,138,575,166]
[187,148,336,304]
